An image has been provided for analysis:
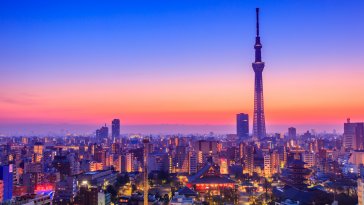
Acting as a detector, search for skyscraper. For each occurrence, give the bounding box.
[244,145,254,176]
[112,119,120,142]
[0,165,13,202]
[343,118,364,150]
[188,151,197,175]
[252,8,266,139]
[288,127,297,140]
[175,145,188,173]
[237,113,249,140]
[96,125,108,140]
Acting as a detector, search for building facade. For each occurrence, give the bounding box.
[237,113,249,141]
[0,165,13,202]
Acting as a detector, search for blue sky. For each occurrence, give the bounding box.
[1,0,364,135]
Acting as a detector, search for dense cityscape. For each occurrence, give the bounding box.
[0,116,363,205]
[1,2,363,205]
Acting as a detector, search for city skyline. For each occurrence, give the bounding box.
[1,1,364,135]
[1,2,364,205]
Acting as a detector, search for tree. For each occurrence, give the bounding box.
[106,185,117,203]
[163,193,169,202]
[263,178,272,202]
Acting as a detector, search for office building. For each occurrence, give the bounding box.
[188,151,198,175]
[302,152,315,168]
[111,119,120,142]
[244,145,254,176]
[96,125,109,140]
[148,152,169,174]
[0,165,13,202]
[343,118,364,150]
[263,152,272,177]
[288,127,297,140]
[175,146,189,173]
[237,113,249,140]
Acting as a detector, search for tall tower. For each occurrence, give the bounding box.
[252,8,266,139]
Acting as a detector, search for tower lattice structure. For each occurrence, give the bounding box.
[252,8,266,139]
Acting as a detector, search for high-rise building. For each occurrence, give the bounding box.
[111,142,121,155]
[193,140,221,164]
[89,161,103,172]
[220,158,228,175]
[111,119,120,142]
[75,186,99,205]
[175,146,188,173]
[263,150,280,178]
[188,151,197,175]
[288,127,297,140]
[244,145,254,176]
[263,152,272,177]
[237,113,249,140]
[148,152,169,174]
[0,165,13,202]
[53,176,77,204]
[343,118,364,150]
[0,180,3,203]
[278,146,287,168]
[271,150,280,175]
[302,152,315,168]
[96,125,109,140]
[252,8,266,139]
[32,142,44,163]
[113,155,122,172]
[52,156,71,177]
[126,153,134,172]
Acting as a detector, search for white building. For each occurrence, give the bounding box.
[302,152,315,168]
[264,153,272,177]
[170,193,194,205]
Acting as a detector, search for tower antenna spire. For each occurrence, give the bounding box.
[256,8,260,37]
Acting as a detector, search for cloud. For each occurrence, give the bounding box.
[0,93,37,105]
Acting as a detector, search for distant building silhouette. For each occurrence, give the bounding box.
[252,8,267,139]
[96,125,108,140]
[288,127,297,140]
[112,119,120,142]
[237,113,249,140]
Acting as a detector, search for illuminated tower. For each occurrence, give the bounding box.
[252,8,266,139]
[143,137,149,205]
